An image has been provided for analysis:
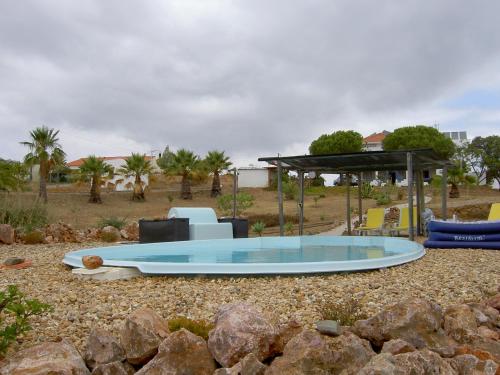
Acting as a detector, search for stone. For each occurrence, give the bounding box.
[468,303,499,329]
[72,267,142,281]
[448,354,498,375]
[0,339,90,375]
[381,338,416,355]
[101,226,121,242]
[0,224,15,244]
[443,304,478,343]
[208,303,278,367]
[135,328,216,375]
[265,330,336,375]
[91,361,135,375]
[84,327,125,369]
[82,255,104,270]
[315,320,341,337]
[214,354,267,375]
[120,307,170,365]
[477,326,499,341]
[3,257,25,266]
[353,298,456,354]
[485,294,500,312]
[273,319,303,354]
[119,229,129,240]
[123,222,139,241]
[327,331,376,374]
[359,349,456,375]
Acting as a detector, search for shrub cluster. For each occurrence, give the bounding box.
[0,198,48,233]
[319,295,368,326]
[217,192,254,216]
[167,316,214,341]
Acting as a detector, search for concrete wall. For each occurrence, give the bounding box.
[238,168,269,188]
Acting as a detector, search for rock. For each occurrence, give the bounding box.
[443,304,478,342]
[101,226,121,242]
[315,320,341,337]
[119,229,129,240]
[91,361,135,375]
[265,330,336,375]
[477,326,499,341]
[353,298,456,354]
[485,294,500,312]
[3,257,25,266]
[208,303,278,367]
[214,353,266,375]
[449,354,498,375]
[468,303,499,329]
[0,339,90,375]
[135,328,216,375]
[82,255,104,270]
[328,331,375,374]
[0,224,15,244]
[359,349,456,375]
[84,327,125,369]
[123,222,139,241]
[120,307,170,365]
[273,319,303,354]
[381,338,416,355]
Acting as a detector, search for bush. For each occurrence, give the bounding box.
[319,295,368,326]
[23,230,45,244]
[360,182,374,199]
[217,192,254,216]
[284,222,294,235]
[168,316,214,340]
[97,216,127,230]
[282,181,298,201]
[310,176,325,187]
[0,285,52,358]
[0,198,47,232]
[375,193,391,206]
[251,221,266,236]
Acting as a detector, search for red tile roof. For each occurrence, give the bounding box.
[67,156,154,168]
[363,131,390,143]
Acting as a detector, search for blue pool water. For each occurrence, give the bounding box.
[63,236,425,274]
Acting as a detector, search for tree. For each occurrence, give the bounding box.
[382,125,455,158]
[309,130,364,155]
[163,149,200,199]
[0,160,28,192]
[156,146,175,170]
[79,156,114,203]
[20,126,65,203]
[118,153,154,201]
[204,151,232,197]
[462,136,500,189]
[448,163,476,198]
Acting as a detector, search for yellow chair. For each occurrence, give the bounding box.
[488,203,500,221]
[355,208,385,235]
[391,206,417,236]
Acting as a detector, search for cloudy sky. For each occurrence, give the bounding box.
[1,0,500,167]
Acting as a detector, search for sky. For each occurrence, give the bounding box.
[1,0,500,167]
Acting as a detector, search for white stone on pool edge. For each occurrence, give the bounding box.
[72,267,142,281]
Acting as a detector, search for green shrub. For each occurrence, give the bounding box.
[0,285,52,358]
[284,222,294,235]
[310,176,325,187]
[167,195,174,203]
[360,182,374,199]
[100,231,119,242]
[0,198,47,232]
[97,216,127,230]
[251,221,266,236]
[23,230,45,244]
[282,181,298,201]
[319,295,368,326]
[217,192,254,216]
[168,316,214,340]
[374,192,391,206]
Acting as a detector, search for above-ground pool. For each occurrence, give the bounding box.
[63,236,424,275]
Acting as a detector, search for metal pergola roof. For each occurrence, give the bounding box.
[258,148,452,173]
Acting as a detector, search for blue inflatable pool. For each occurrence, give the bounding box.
[425,220,500,250]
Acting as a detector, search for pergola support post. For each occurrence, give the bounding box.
[441,166,448,221]
[277,159,284,236]
[232,168,238,218]
[407,153,414,241]
[358,172,363,225]
[298,170,304,236]
[415,170,422,236]
[346,173,351,235]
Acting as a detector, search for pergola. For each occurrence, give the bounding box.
[258,149,454,241]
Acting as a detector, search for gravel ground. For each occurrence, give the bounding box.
[0,242,499,355]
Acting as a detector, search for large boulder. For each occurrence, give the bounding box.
[84,328,125,369]
[215,353,267,375]
[208,303,278,367]
[443,304,478,342]
[359,349,456,375]
[353,298,456,355]
[265,330,336,375]
[135,328,216,375]
[327,331,375,374]
[448,354,498,375]
[120,307,170,365]
[0,339,90,375]
[0,224,14,244]
[273,319,303,354]
[91,361,135,375]
[381,338,416,355]
[485,294,500,313]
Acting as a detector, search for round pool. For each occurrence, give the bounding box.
[63,236,424,274]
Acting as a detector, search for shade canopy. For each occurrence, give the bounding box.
[258,148,452,173]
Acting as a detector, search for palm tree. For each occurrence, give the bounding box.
[205,150,232,197]
[118,153,153,201]
[20,126,65,203]
[164,149,200,199]
[79,156,114,203]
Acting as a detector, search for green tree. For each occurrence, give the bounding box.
[118,153,154,201]
[205,150,232,197]
[0,160,28,192]
[163,149,201,199]
[382,125,455,158]
[462,136,500,189]
[20,126,65,203]
[157,146,175,170]
[79,156,114,203]
[309,130,364,155]
[448,164,476,198]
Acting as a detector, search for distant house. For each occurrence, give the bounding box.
[237,166,277,188]
[67,156,159,192]
[363,131,391,152]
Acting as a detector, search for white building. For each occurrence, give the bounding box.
[237,166,277,188]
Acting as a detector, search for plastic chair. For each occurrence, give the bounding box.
[354,208,385,235]
[391,207,417,236]
[488,203,500,221]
